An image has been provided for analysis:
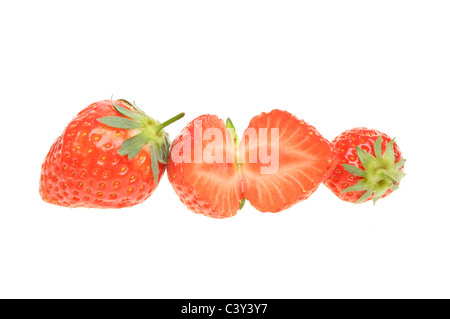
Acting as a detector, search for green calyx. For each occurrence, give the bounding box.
[341,136,406,205]
[226,117,241,163]
[97,99,184,183]
[226,118,239,147]
[226,118,246,211]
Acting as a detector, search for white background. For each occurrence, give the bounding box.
[0,0,449,299]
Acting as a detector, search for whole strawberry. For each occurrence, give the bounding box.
[39,99,184,208]
[324,128,406,204]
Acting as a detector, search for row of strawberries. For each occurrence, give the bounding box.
[39,99,405,218]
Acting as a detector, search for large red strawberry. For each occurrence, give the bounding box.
[324,128,406,204]
[39,99,184,208]
[167,110,337,218]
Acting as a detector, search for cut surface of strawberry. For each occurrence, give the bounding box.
[167,110,337,217]
[240,110,337,212]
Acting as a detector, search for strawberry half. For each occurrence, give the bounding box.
[167,115,243,218]
[324,128,406,204]
[39,99,184,208]
[167,110,337,218]
[240,110,337,212]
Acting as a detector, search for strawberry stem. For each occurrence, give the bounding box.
[379,172,397,183]
[155,113,185,133]
[99,99,185,163]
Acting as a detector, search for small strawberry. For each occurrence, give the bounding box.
[167,110,337,218]
[240,110,337,212]
[324,128,406,204]
[39,99,184,208]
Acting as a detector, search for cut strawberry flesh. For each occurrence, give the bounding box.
[240,110,336,212]
[167,115,243,218]
[179,166,242,218]
[168,110,336,217]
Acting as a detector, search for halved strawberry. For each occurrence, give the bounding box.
[167,110,337,218]
[167,115,243,218]
[240,110,337,212]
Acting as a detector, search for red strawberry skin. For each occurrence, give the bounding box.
[240,110,337,212]
[39,100,164,208]
[167,115,243,218]
[324,128,404,203]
